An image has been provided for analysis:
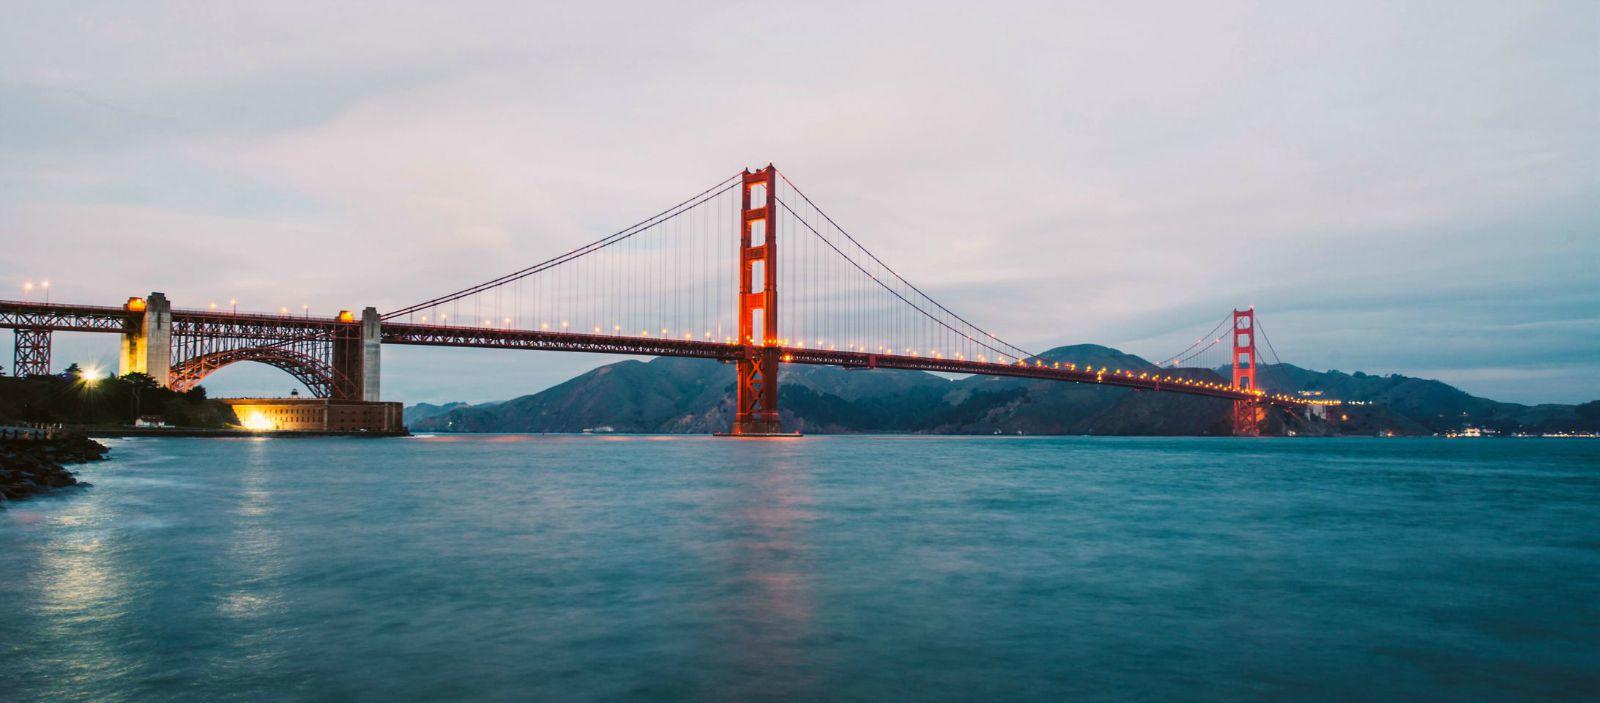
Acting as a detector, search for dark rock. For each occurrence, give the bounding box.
[0,435,104,503]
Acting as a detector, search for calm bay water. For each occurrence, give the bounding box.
[2,435,1597,702]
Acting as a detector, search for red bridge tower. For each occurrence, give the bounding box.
[1231,307,1261,436]
[731,165,784,435]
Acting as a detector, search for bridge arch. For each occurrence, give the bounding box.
[167,346,342,398]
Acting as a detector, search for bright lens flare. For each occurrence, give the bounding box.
[241,412,275,431]
[80,365,106,383]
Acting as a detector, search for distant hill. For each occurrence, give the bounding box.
[403,402,480,425]
[407,345,1600,436]
[1225,364,1600,434]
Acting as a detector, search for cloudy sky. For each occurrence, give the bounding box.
[3,2,1596,404]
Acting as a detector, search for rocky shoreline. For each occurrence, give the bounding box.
[0,435,109,503]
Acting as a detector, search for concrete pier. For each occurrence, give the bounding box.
[118,292,171,386]
[361,307,381,401]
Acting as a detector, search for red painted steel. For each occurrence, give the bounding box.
[0,300,1329,411]
[381,323,1295,405]
[0,300,360,398]
[0,300,136,333]
[734,166,782,434]
[166,309,362,399]
[13,327,52,376]
[168,346,345,398]
[1231,308,1261,436]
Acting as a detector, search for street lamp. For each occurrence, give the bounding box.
[22,281,32,302]
[41,280,50,304]
[230,298,237,314]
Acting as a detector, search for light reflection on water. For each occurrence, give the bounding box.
[0,435,1597,702]
[713,447,818,697]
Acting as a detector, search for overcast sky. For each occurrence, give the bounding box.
[2,2,1596,405]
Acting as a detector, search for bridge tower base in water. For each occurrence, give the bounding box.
[729,165,785,436]
[1231,307,1261,436]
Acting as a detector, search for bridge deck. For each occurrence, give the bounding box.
[380,322,1319,407]
[0,301,1326,409]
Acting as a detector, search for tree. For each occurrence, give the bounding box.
[120,372,159,391]
[121,372,159,421]
[63,363,83,379]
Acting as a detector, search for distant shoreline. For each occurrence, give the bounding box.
[82,427,409,439]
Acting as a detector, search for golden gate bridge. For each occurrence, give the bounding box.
[0,165,1337,436]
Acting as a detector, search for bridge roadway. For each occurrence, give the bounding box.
[380,322,1290,405]
[1,300,1316,408]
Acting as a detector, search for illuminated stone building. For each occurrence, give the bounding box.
[221,398,404,433]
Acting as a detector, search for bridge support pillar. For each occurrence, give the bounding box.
[331,306,382,401]
[1233,399,1263,437]
[361,307,381,401]
[730,165,785,435]
[118,292,171,386]
[13,327,52,376]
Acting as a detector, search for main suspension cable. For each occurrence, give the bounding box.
[774,169,1038,361]
[386,173,741,320]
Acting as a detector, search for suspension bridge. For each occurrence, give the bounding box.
[0,165,1337,436]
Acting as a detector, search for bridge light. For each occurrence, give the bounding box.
[280,307,289,315]
[541,323,549,330]
[209,302,217,311]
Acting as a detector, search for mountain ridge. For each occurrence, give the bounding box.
[406,344,1600,436]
